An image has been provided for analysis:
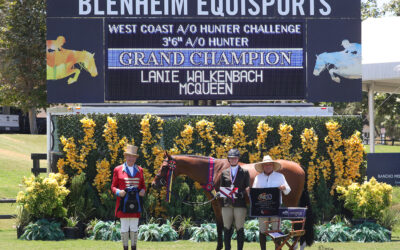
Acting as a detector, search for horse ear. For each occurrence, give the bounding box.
[165,151,171,160]
[92,53,95,57]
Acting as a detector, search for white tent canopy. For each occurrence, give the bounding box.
[362,17,400,152]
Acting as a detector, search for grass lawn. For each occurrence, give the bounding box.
[0,134,47,199]
[0,228,399,250]
[364,144,400,153]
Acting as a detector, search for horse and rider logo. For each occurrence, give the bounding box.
[313,39,361,83]
[46,36,98,84]
[258,192,273,201]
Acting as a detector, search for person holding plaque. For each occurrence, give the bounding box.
[111,145,146,250]
[253,155,291,250]
[220,148,250,250]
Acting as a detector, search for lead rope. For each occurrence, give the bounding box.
[182,192,220,206]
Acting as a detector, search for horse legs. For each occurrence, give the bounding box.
[67,68,81,84]
[328,68,341,83]
[211,200,224,250]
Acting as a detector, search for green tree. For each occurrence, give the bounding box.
[0,0,47,134]
[374,93,400,141]
[362,0,383,20]
[383,0,400,15]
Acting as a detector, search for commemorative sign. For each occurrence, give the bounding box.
[106,20,304,100]
[47,0,361,103]
[249,187,281,217]
[367,153,400,186]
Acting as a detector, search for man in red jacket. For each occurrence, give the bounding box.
[112,145,146,250]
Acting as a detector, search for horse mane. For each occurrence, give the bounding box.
[175,155,213,160]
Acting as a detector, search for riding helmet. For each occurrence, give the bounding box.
[227,148,240,158]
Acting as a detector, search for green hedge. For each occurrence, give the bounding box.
[55,114,363,222]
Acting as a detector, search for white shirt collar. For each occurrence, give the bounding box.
[123,162,137,172]
[230,165,239,176]
[262,171,275,177]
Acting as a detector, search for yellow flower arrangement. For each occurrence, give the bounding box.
[93,159,111,193]
[79,118,97,164]
[58,118,97,176]
[59,136,80,173]
[56,158,66,175]
[324,122,364,194]
[343,131,364,185]
[151,145,165,185]
[301,128,319,191]
[337,177,392,219]
[103,117,128,165]
[140,114,153,160]
[215,135,235,158]
[324,121,346,194]
[196,119,216,151]
[140,114,164,167]
[16,173,69,219]
[154,189,167,216]
[268,124,294,160]
[317,157,332,181]
[256,121,273,148]
[174,124,194,154]
[249,151,261,163]
[232,119,248,154]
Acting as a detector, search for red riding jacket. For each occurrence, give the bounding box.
[111,164,146,218]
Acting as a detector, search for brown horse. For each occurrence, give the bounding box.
[152,153,314,250]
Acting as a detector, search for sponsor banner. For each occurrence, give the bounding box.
[47,19,104,103]
[307,19,362,102]
[278,207,307,219]
[249,187,281,217]
[367,153,400,186]
[46,1,361,103]
[106,20,305,100]
[48,0,360,19]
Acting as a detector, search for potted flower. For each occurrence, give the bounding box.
[85,218,99,238]
[14,205,30,239]
[178,217,194,240]
[377,208,400,240]
[336,177,393,224]
[63,216,80,239]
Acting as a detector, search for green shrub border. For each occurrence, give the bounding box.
[55,114,363,221]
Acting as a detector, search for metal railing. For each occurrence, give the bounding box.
[0,153,47,219]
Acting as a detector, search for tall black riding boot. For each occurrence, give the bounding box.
[236,228,244,250]
[259,231,266,250]
[224,228,232,250]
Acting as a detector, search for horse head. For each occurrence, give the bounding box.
[313,53,326,76]
[82,51,98,77]
[152,151,176,190]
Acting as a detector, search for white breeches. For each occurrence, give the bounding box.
[120,218,139,233]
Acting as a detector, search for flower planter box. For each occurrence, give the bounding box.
[16,225,24,239]
[181,229,191,240]
[63,226,80,239]
[351,218,377,226]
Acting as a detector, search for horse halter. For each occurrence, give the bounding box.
[157,158,176,186]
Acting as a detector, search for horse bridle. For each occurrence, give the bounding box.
[156,158,176,186]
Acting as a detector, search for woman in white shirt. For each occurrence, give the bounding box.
[252,155,291,250]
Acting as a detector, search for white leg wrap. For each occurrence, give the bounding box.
[121,232,129,247]
[130,231,138,246]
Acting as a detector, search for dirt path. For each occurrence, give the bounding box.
[0,148,30,161]
[0,135,24,144]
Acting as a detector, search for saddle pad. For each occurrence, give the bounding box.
[268,232,287,239]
